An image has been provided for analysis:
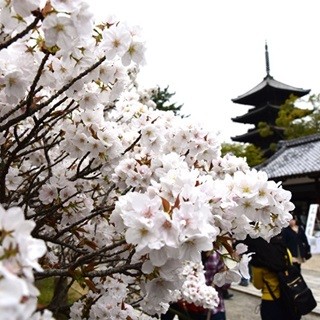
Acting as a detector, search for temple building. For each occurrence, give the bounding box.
[231,43,310,156]
[256,133,320,244]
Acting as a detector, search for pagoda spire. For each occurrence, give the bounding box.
[265,41,270,76]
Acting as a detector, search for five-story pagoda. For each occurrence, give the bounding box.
[231,43,310,156]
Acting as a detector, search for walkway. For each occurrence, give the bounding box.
[230,253,320,317]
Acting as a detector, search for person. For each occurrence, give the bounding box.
[161,251,229,320]
[222,288,233,300]
[238,276,249,286]
[160,302,184,320]
[246,234,301,320]
[203,251,230,320]
[282,215,312,271]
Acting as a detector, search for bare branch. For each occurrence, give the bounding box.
[0,56,106,132]
[53,205,115,239]
[34,262,142,279]
[37,234,88,255]
[68,239,127,270]
[26,52,51,112]
[122,131,141,155]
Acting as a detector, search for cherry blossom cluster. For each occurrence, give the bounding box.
[110,147,293,313]
[180,261,219,308]
[69,274,157,320]
[0,205,53,319]
[213,243,253,287]
[0,0,295,319]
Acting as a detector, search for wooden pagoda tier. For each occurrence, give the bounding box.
[232,74,310,107]
[232,102,280,124]
[231,127,284,149]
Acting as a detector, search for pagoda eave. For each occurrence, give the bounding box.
[232,104,280,124]
[232,75,310,106]
[231,136,276,149]
[231,129,282,147]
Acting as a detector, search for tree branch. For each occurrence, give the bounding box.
[0,56,106,132]
[0,15,42,51]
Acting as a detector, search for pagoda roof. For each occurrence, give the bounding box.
[256,134,320,179]
[232,103,280,124]
[232,75,310,106]
[231,128,279,147]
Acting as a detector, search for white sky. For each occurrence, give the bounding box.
[91,0,320,142]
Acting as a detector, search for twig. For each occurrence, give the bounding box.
[0,16,41,51]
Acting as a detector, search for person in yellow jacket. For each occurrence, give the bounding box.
[251,239,301,320]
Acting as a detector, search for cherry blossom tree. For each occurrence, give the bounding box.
[0,1,294,319]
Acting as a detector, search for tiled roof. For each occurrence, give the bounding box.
[257,134,320,179]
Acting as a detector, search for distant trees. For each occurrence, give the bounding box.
[151,85,184,116]
[256,94,313,144]
[221,142,265,167]
[276,94,320,139]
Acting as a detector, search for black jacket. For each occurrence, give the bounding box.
[282,226,311,259]
[242,234,289,272]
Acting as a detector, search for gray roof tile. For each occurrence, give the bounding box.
[257,134,320,179]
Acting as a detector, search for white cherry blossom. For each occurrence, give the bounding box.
[102,24,131,60]
[0,206,46,319]
[51,0,82,12]
[12,0,44,17]
[39,184,58,204]
[2,70,29,103]
[42,13,77,49]
[0,1,295,318]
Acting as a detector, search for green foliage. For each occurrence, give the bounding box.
[36,278,55,306]
[221,142,265,167]
[275,94,317,140]
[221,142,245,156]
[151,85,184,116]
[36,277,84,318]
[278,94,320,139]
[258,122,274,137]
[252,94,320,158]
[276,95,311,127]
[269,142,278,153]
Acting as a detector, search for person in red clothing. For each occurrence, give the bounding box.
[161,251,229,320]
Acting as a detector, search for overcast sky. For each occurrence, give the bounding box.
[91,0,320,142]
